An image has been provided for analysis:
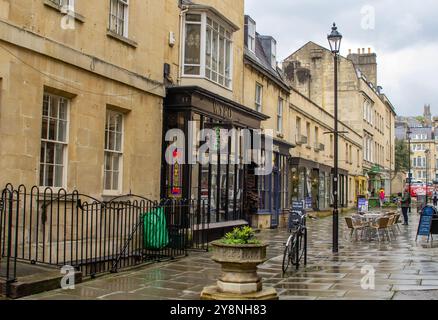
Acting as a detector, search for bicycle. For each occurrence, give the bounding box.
[282,209,307,273]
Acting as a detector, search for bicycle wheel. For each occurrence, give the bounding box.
[296,229,306,265]
[290,234,299,266]
[282,244,291,273]
[282,235,294,273]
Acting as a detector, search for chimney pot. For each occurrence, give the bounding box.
[357,48,360,54]
[362,48,365,54]
[349,49,352,54]
[368,48,371,54]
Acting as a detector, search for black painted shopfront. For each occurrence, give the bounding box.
[162,86,269,228]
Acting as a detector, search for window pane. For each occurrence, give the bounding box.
[48,119,56,140]
[46,165,54,187]
[58,120,67,142]
[55,144,64,165]
[54,166,63,187]
[46,143,55,164]
[105,171,112,190]
[186,14,201,22]
[206,27,212,69]
[184,24,201,66]
[50,97,59,118]
[184,66,200,75]
[115,132,121,151]
[112,171,119,190]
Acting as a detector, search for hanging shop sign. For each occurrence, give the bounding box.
[169,149,183,198]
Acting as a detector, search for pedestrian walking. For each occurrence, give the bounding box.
[400,188,411,225]
[433,188,438,207]
[379,188,385,207]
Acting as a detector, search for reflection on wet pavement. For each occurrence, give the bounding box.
[22,210,438,300]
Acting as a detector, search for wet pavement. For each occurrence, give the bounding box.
[21,209,438,300]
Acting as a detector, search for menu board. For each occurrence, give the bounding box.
[417,206,437,238]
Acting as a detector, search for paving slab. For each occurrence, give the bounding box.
[21,210,438,300]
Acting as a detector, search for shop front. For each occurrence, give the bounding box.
[289,158,333,211]
[255,139,293,229]
[162,86,269,230]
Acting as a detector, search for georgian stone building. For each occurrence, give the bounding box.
[0,0,179,199]
[284,43,396,198]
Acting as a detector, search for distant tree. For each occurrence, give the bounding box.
[415,116,425,125]
[394,139,410,175]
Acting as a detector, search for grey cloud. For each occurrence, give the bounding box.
[245,0,438,116]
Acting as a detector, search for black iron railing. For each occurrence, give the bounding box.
[0,185,210,286]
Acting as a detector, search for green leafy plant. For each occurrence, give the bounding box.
[221,226,261,245]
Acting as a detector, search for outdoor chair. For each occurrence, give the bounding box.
[387,215,397,239]
[393,213,402,233]
[345,217,366,241]
[369,217,391,242]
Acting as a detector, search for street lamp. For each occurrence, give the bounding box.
[407,127,412,212]
[328,23,342,254]
[426,149,430,204]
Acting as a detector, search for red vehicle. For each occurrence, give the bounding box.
[407,182,433,197]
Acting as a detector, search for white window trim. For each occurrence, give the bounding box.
[39,92,70,191]
[109,0,129,38]
[182,11,234,90]
[255,83,263,112]
[277,97,283,134]
[103,111,124,195]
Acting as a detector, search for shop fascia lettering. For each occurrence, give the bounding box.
[165,121,274,176]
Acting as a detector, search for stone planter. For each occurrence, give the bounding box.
[200,241,278,300]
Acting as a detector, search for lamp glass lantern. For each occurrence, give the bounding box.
[327,23,343,54]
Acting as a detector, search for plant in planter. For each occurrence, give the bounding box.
[200,226,278,300]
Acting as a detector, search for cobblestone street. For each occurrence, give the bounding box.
[22,211,438,300]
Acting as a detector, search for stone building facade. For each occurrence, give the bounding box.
[284,42,396,199]
[0,0,399,231]
[0,0,181,199]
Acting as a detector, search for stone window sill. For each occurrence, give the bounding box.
[43,0,85,23]
[106,30,138,48]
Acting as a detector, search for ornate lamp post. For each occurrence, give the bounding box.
[328,23,342,253]
[407,127,412,212]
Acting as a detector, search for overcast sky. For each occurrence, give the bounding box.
[245,0,438,117]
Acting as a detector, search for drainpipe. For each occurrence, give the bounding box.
[178,5,189,85]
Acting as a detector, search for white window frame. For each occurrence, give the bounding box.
[109,0,129,38]
[247,19,256,53]
[39,92,69,189]
[255,83,263,112]
[182,11,234,90]
[103,110,124,195]
[277,97,283,134]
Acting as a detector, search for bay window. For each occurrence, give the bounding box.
[183,12,234,89]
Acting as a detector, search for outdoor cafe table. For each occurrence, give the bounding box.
[354,212,385,240]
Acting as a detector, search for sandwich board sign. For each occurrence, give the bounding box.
[358,198,369,213]
[416,206,437,241]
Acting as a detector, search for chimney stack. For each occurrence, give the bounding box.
[347,47,378,87]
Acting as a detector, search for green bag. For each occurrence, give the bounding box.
[143,207,169,250]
